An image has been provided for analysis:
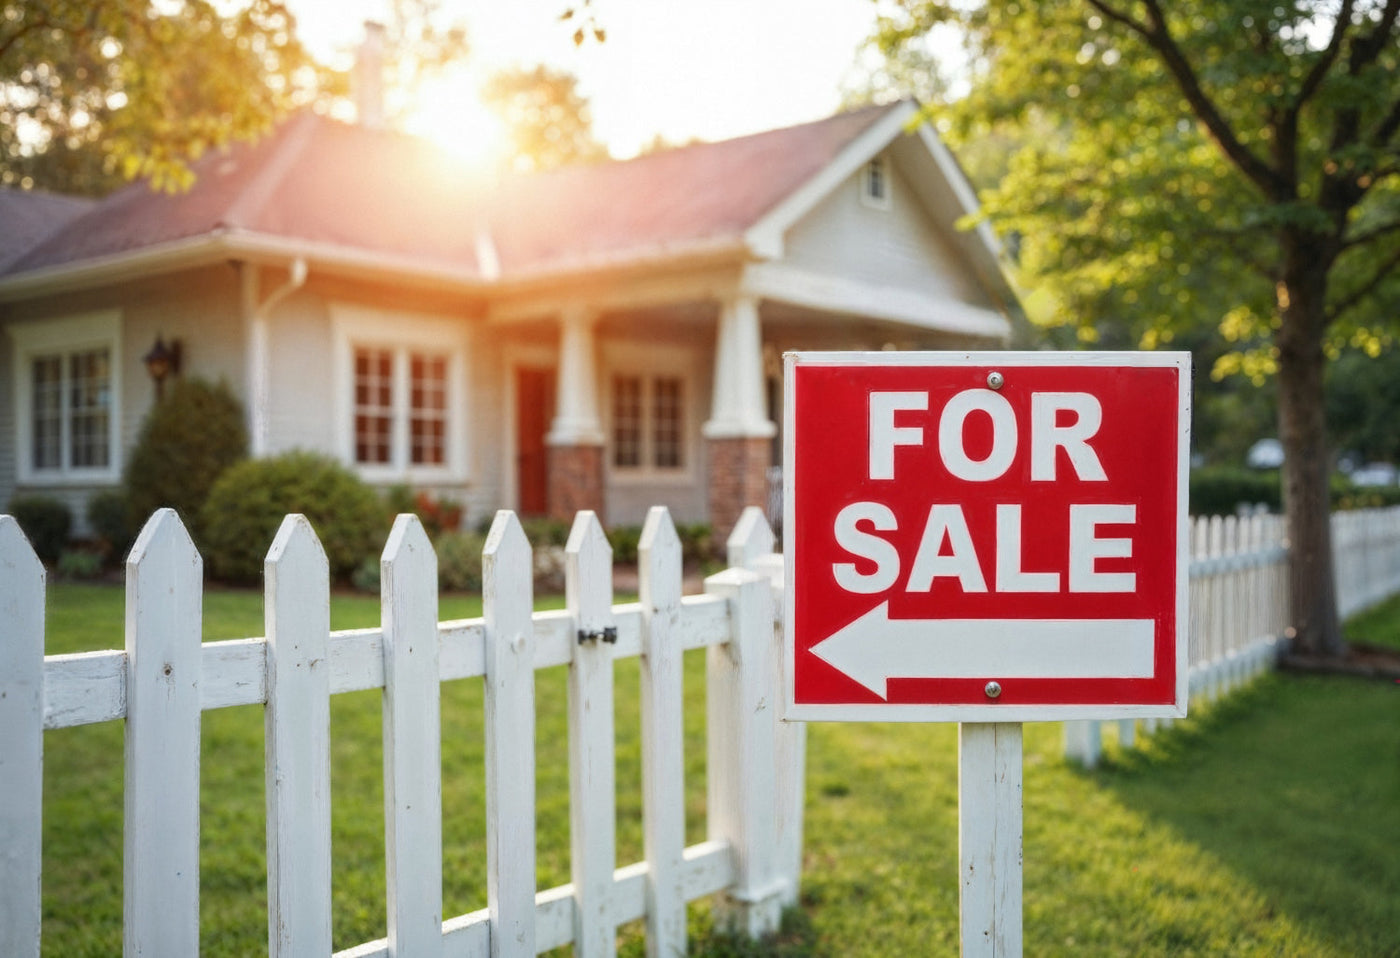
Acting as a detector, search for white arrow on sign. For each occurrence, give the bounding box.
[809,602,1155,699]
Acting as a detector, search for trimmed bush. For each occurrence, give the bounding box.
[200,452,384,585]
[1189,468,1282,517]
[124,378,248,541]
[437,530,486,593]
[86,489,135,564]
[57,549,103,580]
[607,525,642,564]
[6,495,72,564]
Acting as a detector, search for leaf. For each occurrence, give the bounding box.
[593,27,605,43]
[559,8,573,20]
[573,27,584,46]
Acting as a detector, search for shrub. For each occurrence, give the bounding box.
[200,452,384,585]
[1189,468,1282,517]
[677,522,714,563]
[6,495,72,564]
[437,530,486,593]
[57,549,103,580]
[518,516,571,547]
[351,556,380,594]
[124,378,248,541]
[86,489,135,564]
[608,525,642,564]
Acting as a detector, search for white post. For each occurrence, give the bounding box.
[0,517,44,958]
[960,723,1023,958]
[381,515,444,956]
[548,306,605,446]
[1063,719,1101,769]
[727,507,805,908]
[639,507,687,958]
[264,516,333,957]
[483,511,537,958]
[703,296,776,440]
[705,564,782,938]
[124,509,203,957]
[566,512,618,957]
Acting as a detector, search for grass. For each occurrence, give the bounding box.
[37,583,1400,956]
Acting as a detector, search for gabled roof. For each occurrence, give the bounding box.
[0,189,96,270]
[0,100,1014,313]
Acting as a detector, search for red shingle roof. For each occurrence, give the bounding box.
[2,102,898,282]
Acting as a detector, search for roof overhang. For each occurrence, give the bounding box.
[0,228,492,303]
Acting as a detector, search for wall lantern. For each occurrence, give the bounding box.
[143,335,182,400]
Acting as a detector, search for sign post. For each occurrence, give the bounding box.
[782,351,1190,955]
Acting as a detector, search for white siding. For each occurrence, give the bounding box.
[783,152,994,311]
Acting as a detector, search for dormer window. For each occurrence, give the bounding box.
[862,156,891,209]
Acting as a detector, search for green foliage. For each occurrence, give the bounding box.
[1325,347,1400,463]
[5,494,72,564]
[436,530,486,593]
[56,549,104,581]
[482,64,608,173]
[1189,467,1281,517]
[85,490,134,564]
[123,378,248,543]
[607,524,643,564]
[381,485,464,540]
[0,0,317,195]
[200,452,384,585]
[517,516,571,547]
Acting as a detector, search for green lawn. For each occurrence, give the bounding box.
[37,583,1400,956]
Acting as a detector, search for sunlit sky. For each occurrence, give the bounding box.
[286,0,891,159]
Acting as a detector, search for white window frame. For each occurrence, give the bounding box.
[861,155,893,210]
[9,311,123,485]
[330,303,470,484]
[604,342,697,484]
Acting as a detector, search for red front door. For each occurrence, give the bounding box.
[516,367,555,515]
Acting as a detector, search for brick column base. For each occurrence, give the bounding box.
[707,436,772,547]
[547,444,605,524]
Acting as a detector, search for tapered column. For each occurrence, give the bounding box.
[547,305,606,521]
[704,296,776,542]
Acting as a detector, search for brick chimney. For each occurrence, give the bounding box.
[354,21,386,129]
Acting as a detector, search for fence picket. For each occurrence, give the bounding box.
[124,509,203,957]
[727,507,804,908]
[566,512,619,958]
[639,507,687,958]
[482,512,537,958]
[264,516,333,957]
[0,518,44,958]
[704,564,782,937]
[381,515,444,956]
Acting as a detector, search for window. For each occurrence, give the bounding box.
[862,156,891,209]
[332,304,467,481]
[10,311,122,483]
[612,374,685,471]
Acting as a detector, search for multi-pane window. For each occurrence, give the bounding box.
[612,375,643,468]
[612,374,684,471]
[354,348,394,464]
[28,347,112,474]
[31,356,63,470]
[352,345,452,470]
[409,353,447,466]
[862,156,891,208]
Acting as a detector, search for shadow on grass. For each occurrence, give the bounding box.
[1089,673,1400,957]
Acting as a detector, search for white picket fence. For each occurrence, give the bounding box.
[1066,506,1400,765]
[0,504,801,958]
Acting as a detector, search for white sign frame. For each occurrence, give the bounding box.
[782,350,1192,724]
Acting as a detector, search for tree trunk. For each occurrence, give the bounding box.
[1275,242,1346,657]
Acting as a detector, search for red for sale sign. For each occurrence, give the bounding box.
[783,351,1191,723]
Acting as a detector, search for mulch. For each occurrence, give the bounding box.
[1280,642,1400,681]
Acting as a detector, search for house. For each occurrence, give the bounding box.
[0,99,1021,541]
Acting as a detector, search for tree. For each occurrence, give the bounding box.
[482,64,606,172]
[876,0,1400,656]
[0,0,317,195]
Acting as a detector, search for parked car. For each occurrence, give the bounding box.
[1245,438,1284,469]
[1350,462,1398,487]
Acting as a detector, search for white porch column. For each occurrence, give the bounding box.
[547,305,605,446]
[704,296,776,440]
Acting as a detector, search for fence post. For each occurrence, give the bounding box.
[639,507,687,958]
[705,563,783,938]
[124,509,203,957]
[727,506,804,908]
[483,512,537,958]
[1063,720,1101,769]
[0,517,44,958]
[264,516,333,957]
[381,515,444,956]
[566,512,618,958]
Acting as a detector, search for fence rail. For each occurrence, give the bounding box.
[1,505,799,958]
[1067,505,1400,764]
